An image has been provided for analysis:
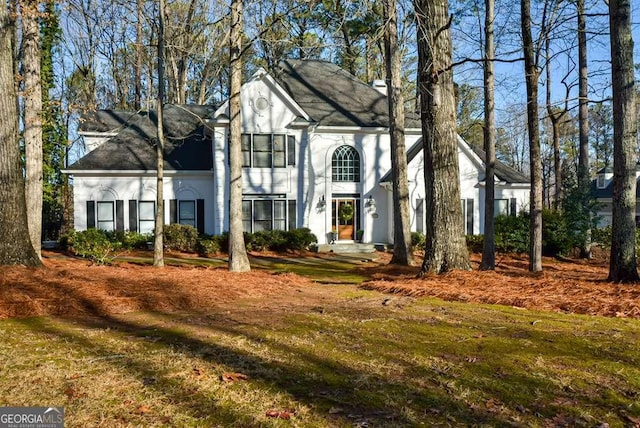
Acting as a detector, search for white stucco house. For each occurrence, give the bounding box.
[64,59,530,245]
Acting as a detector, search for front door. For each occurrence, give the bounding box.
[332,199,357,240]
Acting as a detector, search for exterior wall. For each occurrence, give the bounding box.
[211,72,306,235]
[70,69,531,245]
[211,69,423,244]
[404,140,530,236]
[71,172,215,234]
[305,130,421,244]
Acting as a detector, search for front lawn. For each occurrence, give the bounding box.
[1,251,639,426]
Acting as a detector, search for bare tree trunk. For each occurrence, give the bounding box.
[415,0,471,275]
[521,0,543,272]
[154,0,166,268]
[228,0,250,272]
[577,0,591,258]
[544,37,564,210]
[135,0,143,110]
[384,0,413,266]
[22,0,42,259]
[608,0,638,283]
[480,0,496,270]
[0,4,40,266]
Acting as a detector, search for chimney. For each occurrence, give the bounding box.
[371,80,387,95]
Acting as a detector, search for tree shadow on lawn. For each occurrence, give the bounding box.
[10,281,549,427]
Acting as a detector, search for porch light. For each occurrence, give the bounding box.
[366,195,375,207]
[318,195,326,208]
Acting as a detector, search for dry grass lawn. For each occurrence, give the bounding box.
[0,250,639,427]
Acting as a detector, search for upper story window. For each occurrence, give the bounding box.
[241,134,295,168]
[597,174,606,189]
[332,145,360,182]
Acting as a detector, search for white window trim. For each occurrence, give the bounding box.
[97,201,115,231]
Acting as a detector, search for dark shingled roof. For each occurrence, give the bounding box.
[380,138,530,184]
[70,105,216,171]
[591,164,640,199]
[274,59,421,128]
[468,144,530,183]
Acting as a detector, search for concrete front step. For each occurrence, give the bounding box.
[313,243,376,254]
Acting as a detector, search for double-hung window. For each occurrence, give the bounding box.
[242,199,296,233]
[138,201,155,234]
[97,201,115,231]
[241,134,295,168]
[178,200,196,227]
[494,199,509,217]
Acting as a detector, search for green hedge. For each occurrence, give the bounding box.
[245,228,317,252]
[61,229,122,264]
[413,210,587,257]
[60,227,318,262]
[164,224,199,252]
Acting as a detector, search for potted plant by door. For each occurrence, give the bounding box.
[330,227,338,244]
[356,229,364,242]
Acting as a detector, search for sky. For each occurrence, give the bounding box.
[450,0,640,123]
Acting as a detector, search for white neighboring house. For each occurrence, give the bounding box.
[64,60,530,245]
[591,166,640,227]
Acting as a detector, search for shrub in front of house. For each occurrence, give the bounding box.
[494,213,530,253]
[284,228,317,250]
[541,209,576,256]
[411,232,426,251]
[592,226,640,255]
[104,230,151,250]
[491,210,577,256]
[465,235,484,253]
[196,237,221,257]
[164,224,199,252]
[64,229,122,264]
[122,231,152,250]
[242,228,317,252]
[591,226,611,249]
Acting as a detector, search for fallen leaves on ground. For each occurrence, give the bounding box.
[0,250,638,320]
[0,251,315,319]
[265,409,296,419]
[221,372,249,383]
[361,253,640,319]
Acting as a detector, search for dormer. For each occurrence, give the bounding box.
[596,167,613,189]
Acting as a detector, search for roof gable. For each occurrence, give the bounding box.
[274,59,420,128]
[213,68,310,130]
[380,137,530,184]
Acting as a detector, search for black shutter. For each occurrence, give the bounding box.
[416,199,424,234]
[115,200,125,232]
[170,199,178,224]
[129,200,138,232]
[86,201,96,229]
[287,136,295,166]
[288,200,297,231]
[510,198,517,216]
[196,199,205,234]
[466,199,474,235]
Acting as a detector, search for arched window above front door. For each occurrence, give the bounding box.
[332,145,360,182]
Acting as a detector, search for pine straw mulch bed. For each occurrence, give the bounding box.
[1,250,639,320]
[359,252,640,319]
[0,252,316,320]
